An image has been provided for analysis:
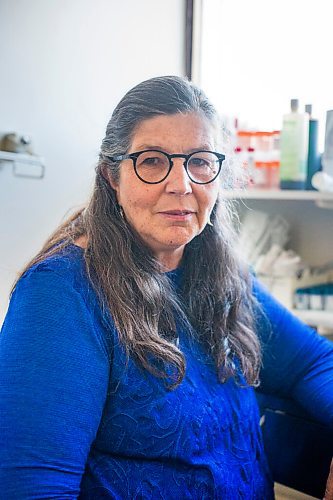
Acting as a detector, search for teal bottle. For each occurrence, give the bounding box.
[305,104,321,190]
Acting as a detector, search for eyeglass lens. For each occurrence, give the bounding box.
[135,151,220,184]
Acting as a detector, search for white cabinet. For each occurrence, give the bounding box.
[223,189,333,334]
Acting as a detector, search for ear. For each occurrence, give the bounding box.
[102,165,120,200]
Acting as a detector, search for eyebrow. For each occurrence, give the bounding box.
[132,144,215,153]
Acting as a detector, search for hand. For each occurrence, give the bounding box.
[324,459,333,500]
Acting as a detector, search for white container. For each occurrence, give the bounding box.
[280,99,309,189]
[322,110,333,177]
[325,295,333,311]
[294,291,309,310]
[309,293,324,310]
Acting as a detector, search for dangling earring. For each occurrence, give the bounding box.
[118,205,125,220]
[207,214,213,227]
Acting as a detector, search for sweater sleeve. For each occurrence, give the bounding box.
[0,268,110,498]
[253,277,333,429]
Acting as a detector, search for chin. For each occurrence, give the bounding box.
[166,227,198,244]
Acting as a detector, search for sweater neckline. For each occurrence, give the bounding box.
[68,243,183,281]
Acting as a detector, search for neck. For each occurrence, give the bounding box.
[155,248,184,272]
[75,236,184,272]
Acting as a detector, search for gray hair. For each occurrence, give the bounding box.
[15,76,261,389]
[99,75,220,182]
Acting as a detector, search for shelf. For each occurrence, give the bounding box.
[221,188,333,204]
[0,150,45,178]
[0,150,42,163]
[291,308,333,331]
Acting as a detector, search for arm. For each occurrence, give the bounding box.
[0,268,110,498]
[253,278,333,428]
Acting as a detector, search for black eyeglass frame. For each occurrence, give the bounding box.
[106,149,226,185]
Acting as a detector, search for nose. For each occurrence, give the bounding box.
[165,158,192,194]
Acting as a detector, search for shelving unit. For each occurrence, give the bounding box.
[226,188,333,334]
[221,188,333,207]
[0,150,45,178]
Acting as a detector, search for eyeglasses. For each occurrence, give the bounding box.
[106,149,225,185]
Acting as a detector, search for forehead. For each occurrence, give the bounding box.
[129,112,218,153]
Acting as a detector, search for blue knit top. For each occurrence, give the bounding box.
[1,244,332,499]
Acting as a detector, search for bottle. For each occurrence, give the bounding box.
[322,110,333,177]
[253,161,269,188]
[279,99,309,189]
[266,161,280,189]
[305,104,320,190]
[272,131,281,161]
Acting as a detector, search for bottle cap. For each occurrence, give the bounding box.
[305,104,312,116]
[237,130,254,136]
[290,99,299,112]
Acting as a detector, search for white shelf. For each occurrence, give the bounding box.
[291,308,333,332]
[0,150,44,165]
[0,150,44,178]
[221,188,333,202]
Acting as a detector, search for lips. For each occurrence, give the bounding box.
[160,210,194,215]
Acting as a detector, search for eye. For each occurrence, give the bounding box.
[187,152,220,182]
[188,156,210,167]
[188,154,216,170]
[142,156,162,166]
[137,151,169,168]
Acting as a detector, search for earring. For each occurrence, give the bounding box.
[207,215,213,227]
[118,205,125,219]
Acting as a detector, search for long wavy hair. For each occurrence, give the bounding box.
[14,76,261,388]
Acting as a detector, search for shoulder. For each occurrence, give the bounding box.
[250,274,285,320]
[20,244,87,289]
[250,274,332,356]
[15,244,99,312]
[6,244,113,358]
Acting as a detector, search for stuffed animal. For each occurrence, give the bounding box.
[0,133,34,154]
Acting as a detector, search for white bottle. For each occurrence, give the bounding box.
[322,110,333,177]
[280,99,309,189]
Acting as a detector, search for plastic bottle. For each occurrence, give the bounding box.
[266,161,280,189]
[253,161,269,188]
[272,131,281,162]
[322,110,333,177]
[279,99,309,189]
[236,130,255,151]
[305,104,321,190]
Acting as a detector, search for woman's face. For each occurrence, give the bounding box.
[109,112,221,270]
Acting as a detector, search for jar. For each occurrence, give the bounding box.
[266,161,280,189]
[255,131,274,152]
[253,161,269,188]
[236,130,255,150]
[294,289,309,310]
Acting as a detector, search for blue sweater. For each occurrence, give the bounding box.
[0,244,332,499]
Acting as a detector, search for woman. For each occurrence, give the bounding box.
[0,76,332,499]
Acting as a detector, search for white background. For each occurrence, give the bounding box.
[0,0,185,321]
[200,0,333,149]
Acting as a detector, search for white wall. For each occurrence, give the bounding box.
[0,0,185,321]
